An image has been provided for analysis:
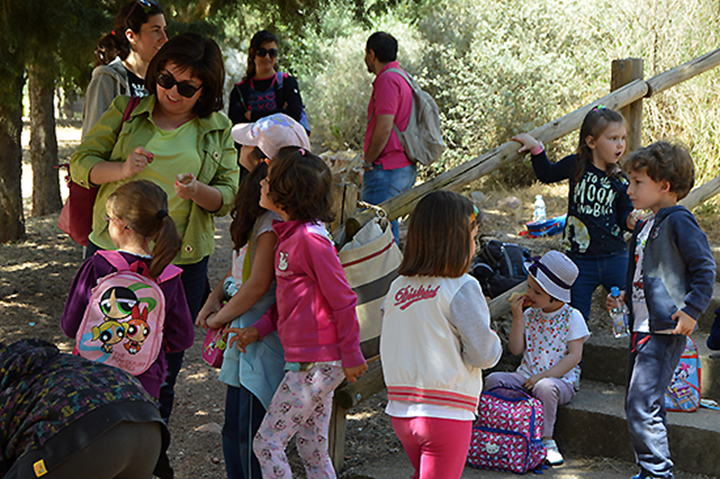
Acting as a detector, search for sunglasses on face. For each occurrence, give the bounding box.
[157,71,202,98]
[256,47,278,59]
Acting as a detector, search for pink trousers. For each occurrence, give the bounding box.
[484,371,575,438]
[391,416,472,479]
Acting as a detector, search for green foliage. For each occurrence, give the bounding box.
[271,0,720,186]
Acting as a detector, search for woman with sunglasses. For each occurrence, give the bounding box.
[70,32,239,422]
[228,30,305,129]
[82,0,167,138]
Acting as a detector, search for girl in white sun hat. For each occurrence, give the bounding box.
[484,250,590,466]
[231,112,310,173]
[195,112,309,479]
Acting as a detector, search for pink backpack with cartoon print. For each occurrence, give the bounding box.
[468,386,547,473]
[74,251,182,375]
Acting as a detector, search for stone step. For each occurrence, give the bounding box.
[696,287,720,333]
[555,380,720,477]
[581,330,720,400]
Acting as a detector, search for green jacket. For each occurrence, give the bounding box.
[70,94,239,264]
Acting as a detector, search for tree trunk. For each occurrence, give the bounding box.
[29,69,62,217]
[0,72,26,243]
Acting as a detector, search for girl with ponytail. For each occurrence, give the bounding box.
[61,180,194,398]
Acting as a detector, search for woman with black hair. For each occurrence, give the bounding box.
[228,30,306,130]
[82,0,167,138]
[70,32,239,421]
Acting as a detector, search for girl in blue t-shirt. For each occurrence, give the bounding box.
[512,107,636,320]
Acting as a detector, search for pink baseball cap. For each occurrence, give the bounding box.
[231,113,311,159]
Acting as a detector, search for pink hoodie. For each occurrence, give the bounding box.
[253,220,365,367]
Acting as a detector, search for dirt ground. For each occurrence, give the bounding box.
[3,124,720,478]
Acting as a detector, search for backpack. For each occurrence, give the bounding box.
[471,240,530,298]
[665,335,701,412]
[468,386,547,474]
[274,72,311,135]
[74,250,182,376]
[380,68,446,166]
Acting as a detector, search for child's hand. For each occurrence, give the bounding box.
[511,133,540,154]
[227,326,259,353]
[174,173,198,200]
[196,297,222,329]
[206,313,228,331]
[522,373,543,390]
[671,310,696,336]
[343,363,368,383]
[606,290,626,312]
[510,292,529,316]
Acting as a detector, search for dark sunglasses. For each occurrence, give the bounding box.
[256,47,278,59]
[157,71,202,98]
[125,0,157,26]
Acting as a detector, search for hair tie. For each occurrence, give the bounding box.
[111,30,116,36]
[157,210,169,220]
[298,148,305,156]
[592,104,606,112]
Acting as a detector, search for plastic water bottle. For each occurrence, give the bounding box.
[533,195,547,222]
[609,286,629,338]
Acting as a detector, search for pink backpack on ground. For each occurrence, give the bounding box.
[74,251,182,375]
[468,386,547,474]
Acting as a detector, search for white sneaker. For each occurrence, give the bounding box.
[542,438,564,466]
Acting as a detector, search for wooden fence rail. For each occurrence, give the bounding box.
[345,46,720,238]
[330,46,720,471]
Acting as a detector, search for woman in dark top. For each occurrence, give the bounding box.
[228,30,305,128]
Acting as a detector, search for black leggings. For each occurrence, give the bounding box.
[44,421,162,479]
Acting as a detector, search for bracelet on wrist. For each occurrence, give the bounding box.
[530,141,544,156]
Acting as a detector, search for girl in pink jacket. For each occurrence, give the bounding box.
[230,146,367,478]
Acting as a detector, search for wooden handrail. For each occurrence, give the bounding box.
[345,47,720,239]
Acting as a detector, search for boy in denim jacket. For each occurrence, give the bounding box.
[607,141,716,479]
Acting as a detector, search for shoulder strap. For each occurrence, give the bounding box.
[384,68,414,89]
[97,250,131,271]
[275,71,284,88]
[157,264,183,284]
[122,95,141,124]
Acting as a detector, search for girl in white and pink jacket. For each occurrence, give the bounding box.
[229,146,367,479]
[381,190,502,479]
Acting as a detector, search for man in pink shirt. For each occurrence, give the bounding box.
[362,31,416,242]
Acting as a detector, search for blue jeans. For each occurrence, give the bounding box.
[626,333,686,479]
[569,252,628,320]
[361,163,417,243]
[223,385,266,479]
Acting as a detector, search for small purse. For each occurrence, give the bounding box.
[202,325,229,368]
[202,250,250,368]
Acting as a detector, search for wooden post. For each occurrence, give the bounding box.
[328,398,348,472]
[612,58,644,154]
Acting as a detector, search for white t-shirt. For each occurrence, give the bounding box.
[516,303,590,390]
[631,219,653,333]
[231,211,280,287]
[631,218,673,334]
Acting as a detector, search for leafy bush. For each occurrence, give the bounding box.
[228,0,720,187]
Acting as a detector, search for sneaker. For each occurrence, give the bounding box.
[542,438,564,466]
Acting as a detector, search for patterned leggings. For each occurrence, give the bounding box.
[253,363,345,478]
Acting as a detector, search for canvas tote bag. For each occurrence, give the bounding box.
[338,214,402,359]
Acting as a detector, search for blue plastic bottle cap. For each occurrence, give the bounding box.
[610,286,620,297]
